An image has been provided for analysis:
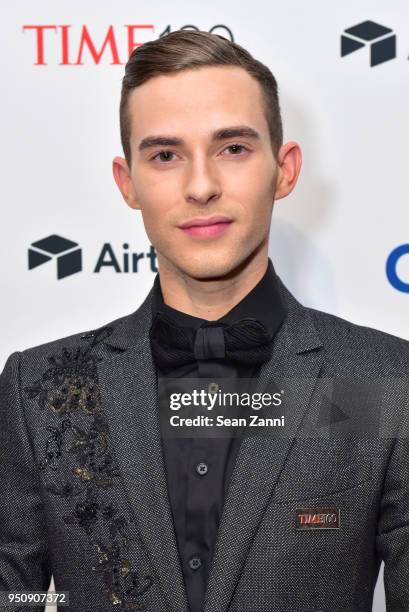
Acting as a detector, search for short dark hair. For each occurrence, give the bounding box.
[120,30,283,169]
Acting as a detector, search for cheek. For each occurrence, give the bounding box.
[132,164,173,200]
[140,206,163,236]
[229,183,274,225]
[132,177,175,226]
[226,159,275,201]
[139,200,177,246]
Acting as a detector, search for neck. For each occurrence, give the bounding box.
[156,249,269,321]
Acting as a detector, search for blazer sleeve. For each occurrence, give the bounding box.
[376,400,409,611]
[0,351,52,603]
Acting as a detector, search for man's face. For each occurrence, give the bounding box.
[114,65,293,280]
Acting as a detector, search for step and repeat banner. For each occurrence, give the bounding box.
[1,2,408,610]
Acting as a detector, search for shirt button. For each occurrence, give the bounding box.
[196,462,208,476]
[188,556,202,571]
[208,382,219,393]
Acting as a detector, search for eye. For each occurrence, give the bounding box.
[222,144,250,156]
[150,150,177,163]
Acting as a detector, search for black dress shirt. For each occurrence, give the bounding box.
[149,257,286,612]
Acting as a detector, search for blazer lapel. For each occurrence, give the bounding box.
[203,278,324,612]
[97,291,189,612]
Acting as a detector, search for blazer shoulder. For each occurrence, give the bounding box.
[306,305,409,374]
[18,310,132,362]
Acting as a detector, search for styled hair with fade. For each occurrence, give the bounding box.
[119,30,283,169]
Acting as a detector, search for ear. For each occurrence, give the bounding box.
[273,141,302,201]
[112,156,141,210]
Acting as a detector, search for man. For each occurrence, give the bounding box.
[1,29,409,612]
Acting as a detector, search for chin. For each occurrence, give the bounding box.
[175,253,242,281]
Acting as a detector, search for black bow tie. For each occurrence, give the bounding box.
[149,311,273,370]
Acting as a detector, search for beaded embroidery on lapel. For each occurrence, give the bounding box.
[23,326,153,609]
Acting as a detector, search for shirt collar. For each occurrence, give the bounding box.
[151,257,287,339]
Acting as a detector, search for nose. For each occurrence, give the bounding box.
[184,155,222,206]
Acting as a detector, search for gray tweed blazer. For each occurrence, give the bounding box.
[1,275,409,612]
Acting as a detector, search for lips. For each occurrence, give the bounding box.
[178,215,233,239]
[178,215,233,229]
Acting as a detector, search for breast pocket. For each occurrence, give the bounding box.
[272,458,373,504]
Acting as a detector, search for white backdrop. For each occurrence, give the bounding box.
[2,1,409,610]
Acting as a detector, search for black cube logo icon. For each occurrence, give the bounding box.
[28,234,82,279]
[341,20,396,67]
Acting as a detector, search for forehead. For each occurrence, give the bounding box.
[127,65,268,143]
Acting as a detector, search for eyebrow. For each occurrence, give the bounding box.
[137,125,261,152]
